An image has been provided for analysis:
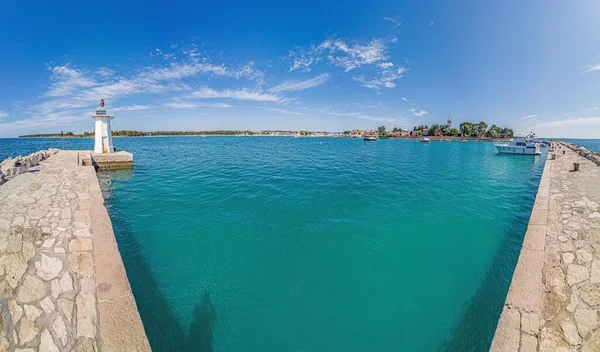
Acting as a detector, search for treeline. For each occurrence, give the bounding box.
[413,122,514,138]
[19,132,80,138]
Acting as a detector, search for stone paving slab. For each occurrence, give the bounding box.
[0,151,150,351]
[491,143,600,351]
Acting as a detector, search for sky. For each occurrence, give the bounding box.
[0,0,599,138]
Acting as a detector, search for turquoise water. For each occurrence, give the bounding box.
[2,137,546,351]
[561,139,600,152]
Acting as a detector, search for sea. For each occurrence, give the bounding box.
[0,136,556,351]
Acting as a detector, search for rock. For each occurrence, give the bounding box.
[52,316,67,346]
[76,278,97,338]
[39,330,59,352]
[73,338,96,352]
[567,264,589,286]
[5,254,28,288]
[50,279,61,299]
[59,271,73,292]
[545,266,565,287]
[521,334,537,352]
[576,248,594,264]
[42,238,55,248]
[17,275,48,303]
[580,284,600,306]
[40,296,55,313]
[590,212,600,219]
[563,253,575,264]
[18,317,39,345]
[0,336,8,351]
[521,312,540,335]
[74,228,91,238]
[60,207,71,221]
[69,238,92,251]
[591,260,600,284]
[539,326,570,352]
[574,306,598,338]
[567,288,580,313]
[21,242,35,262]
[69,252,94,277]
[6,232,23,253]
[8,300,22,325]
[57,298,74,323]
[35,254,63,281]
[582,329,600,352]
[560,317,582,345]
[23,304,42,321]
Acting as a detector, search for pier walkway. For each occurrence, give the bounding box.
[492,145,600,351]
[0,151,149,351]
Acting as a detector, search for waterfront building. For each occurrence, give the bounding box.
[92,99,115,154]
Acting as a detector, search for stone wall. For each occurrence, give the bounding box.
[560,143,600,167]
[491,142,600,351]
[0,149,59,185]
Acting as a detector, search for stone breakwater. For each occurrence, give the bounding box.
[560,143,600,167]
[0,149,59,185]
[491,142,600,351]
[0,151,150,351]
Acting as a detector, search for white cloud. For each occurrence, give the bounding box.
[532,116,600,138]
[583,64,600,74]
[113,105,152,111]
[286,37,406,90]
[352,67,407,89]
[413,109,428,116]
[270,74,329,92]
[589,107,599,111]
[164,102,233,109]
[429,21,436,26]
[96,67,115,77]
[383,17,401,27]
[520,114,538,120]
[188,88,284,102]
[262,108,303,115]
[0,110,7,120]
[534,116,600,128]
[401,97,408,102]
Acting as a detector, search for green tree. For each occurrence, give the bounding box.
[477,121,488,138]
[429,124,442,136]
[448,128,460,137]
[377,126,387,136]
[459,122,473,137]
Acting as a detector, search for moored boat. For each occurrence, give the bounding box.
[421,137,431,143]
[494,131,540,155]
[363,135,378,141]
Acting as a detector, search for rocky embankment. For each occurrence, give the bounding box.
[0,149,59,185]
[560,143,600,166]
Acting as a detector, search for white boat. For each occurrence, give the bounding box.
[421,137,431,143]
[363,135,378,141]
[494,131,540,155]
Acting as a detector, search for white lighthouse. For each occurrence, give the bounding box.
[92,99,115,154]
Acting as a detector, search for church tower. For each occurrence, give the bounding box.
[447,113,452,129]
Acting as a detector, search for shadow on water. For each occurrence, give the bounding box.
[439,166,544,351]
[99,173,216,352]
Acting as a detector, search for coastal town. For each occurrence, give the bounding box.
[19,114,516,140]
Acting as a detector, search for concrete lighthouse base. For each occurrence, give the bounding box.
[80,151,134,169]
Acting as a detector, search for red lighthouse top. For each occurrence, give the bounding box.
[100,99,105,107]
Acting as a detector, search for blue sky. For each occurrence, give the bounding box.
[1,0,599,138]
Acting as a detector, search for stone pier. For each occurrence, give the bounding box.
[0,151,150,351]
[491,143,600,351]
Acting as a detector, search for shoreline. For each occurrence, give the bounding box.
[491,142,600,350]
[0,151,150,351]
